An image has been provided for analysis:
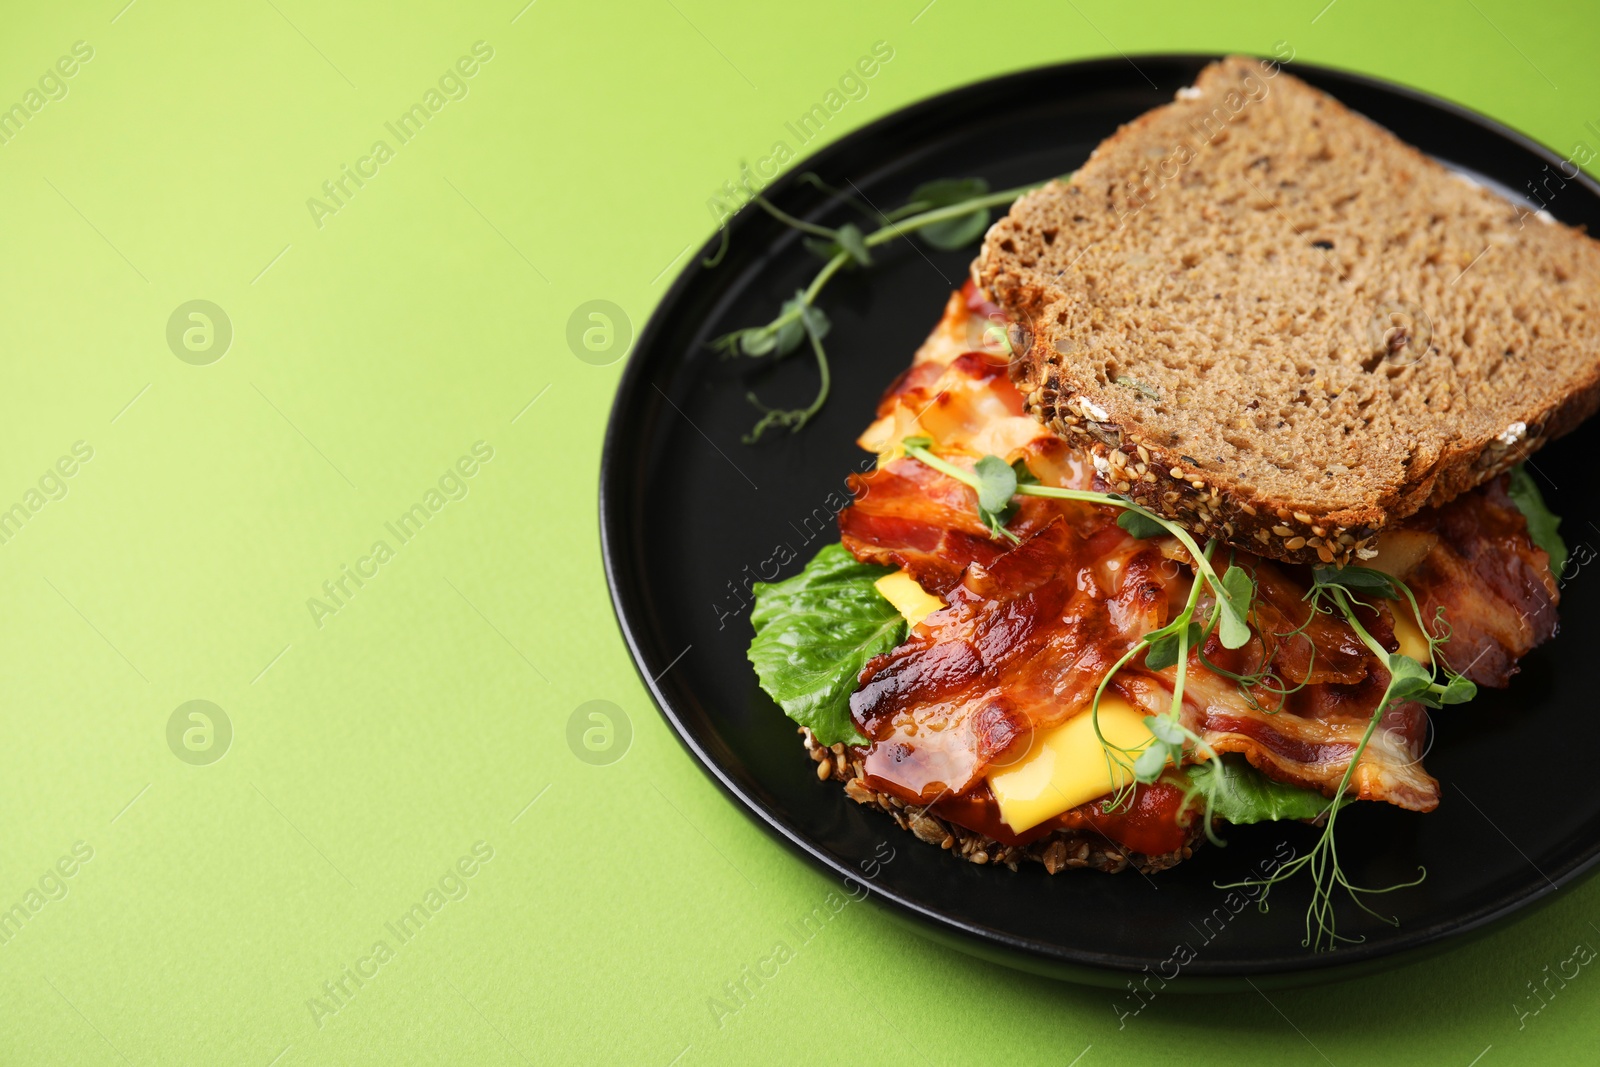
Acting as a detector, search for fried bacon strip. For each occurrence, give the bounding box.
[838,285,1559,823]
[1402,478,1559,686]
[849,506,1442,812]
[851,519,1166,800]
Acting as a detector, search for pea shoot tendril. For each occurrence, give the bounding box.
[705,173,1062,442]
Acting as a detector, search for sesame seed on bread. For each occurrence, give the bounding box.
[977,56,1600,566]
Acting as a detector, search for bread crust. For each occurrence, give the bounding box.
[977,57,1600,566]
[801,729,1199,875]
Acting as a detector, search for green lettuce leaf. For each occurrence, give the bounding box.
[1506,464,1567,576]
[748,544,906,746]
[1184,758,1339,824]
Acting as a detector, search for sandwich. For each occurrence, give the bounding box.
[745,57,1580,938]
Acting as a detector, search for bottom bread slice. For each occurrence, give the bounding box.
[801,728,1201,875]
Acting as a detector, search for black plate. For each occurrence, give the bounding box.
[600,55,1600,989]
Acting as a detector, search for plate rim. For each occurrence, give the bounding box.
[598,52,1600,989]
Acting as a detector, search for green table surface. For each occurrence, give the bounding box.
[2,0,1597,1062]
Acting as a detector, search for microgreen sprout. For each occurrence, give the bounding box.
[1212,568,1473,949]
[708,175,1061,442]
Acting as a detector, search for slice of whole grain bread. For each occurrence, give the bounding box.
[977,56,1600,566]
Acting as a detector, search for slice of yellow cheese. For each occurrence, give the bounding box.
[874,570,945,627]
[986,697,1159,833]
[1388,599,1431,664]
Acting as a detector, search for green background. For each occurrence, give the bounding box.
[0,0,1595,1062]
